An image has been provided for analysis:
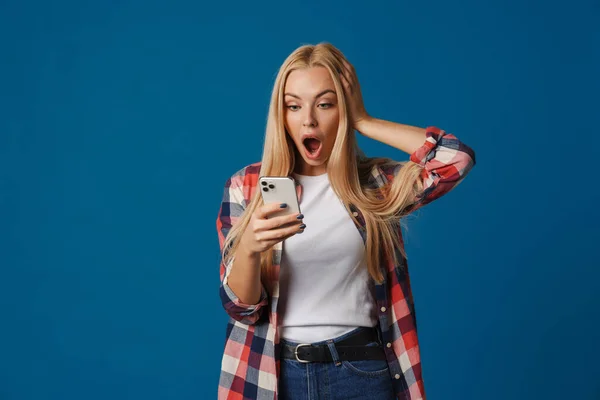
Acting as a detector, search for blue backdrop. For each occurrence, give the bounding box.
[1,1,598,399]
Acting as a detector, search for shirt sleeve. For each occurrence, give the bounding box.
[401,126,476,211]
[217,173,268,325]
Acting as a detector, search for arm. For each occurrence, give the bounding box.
[404,125,476,209]
[226,246,263,305]
[355,117,427,156]
[217,172,305,325]
[357,119,475,208]
[217,175,268,325]
[339,61,476,209]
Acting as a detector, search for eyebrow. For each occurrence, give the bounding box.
[284,89,336,100]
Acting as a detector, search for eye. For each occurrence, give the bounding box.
[286,105,300,111]
[318,103,333,109]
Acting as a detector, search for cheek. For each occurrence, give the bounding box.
[284,113,302,134]
[324,113,340,144]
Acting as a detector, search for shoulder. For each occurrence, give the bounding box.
[221,162,262,207]
[225,161,262,188]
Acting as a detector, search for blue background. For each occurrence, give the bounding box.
[1,0,598,399]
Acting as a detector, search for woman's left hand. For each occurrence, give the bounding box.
[339,59,370,130]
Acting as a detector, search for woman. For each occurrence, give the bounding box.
[216,42,476,400]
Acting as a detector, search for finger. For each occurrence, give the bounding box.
[342,59,356,76]
[261,232,297,248]
[342,61,357,87]
[257,202,289,220]
[339,65,351,81]
[259,223,306,244]
[339,72,352,94]
[266,212,304,230]
[255,212,302,234]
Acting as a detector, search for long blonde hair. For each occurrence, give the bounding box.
[223,42,423,284]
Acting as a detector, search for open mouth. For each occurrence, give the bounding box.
[303,137,322,156]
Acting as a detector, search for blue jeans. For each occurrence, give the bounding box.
[278,327,395,399]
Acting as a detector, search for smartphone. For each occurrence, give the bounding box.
[259,176,301,218]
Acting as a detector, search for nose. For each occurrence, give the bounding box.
[302,108,318,127]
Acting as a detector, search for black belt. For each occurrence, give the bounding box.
[280,328,386,363]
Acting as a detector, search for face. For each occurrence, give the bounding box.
[283,66,340,176]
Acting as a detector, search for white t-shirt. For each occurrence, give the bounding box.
[278,172,378,343]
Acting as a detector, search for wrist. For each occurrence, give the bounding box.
[355,115,374,136]
[238,242,261,261]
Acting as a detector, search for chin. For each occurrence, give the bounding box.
[302,154,328,165]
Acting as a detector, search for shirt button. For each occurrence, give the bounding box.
[352,211,359,217]
[395,374,401,379]
[380,307,387,312]
[386,342,392,348]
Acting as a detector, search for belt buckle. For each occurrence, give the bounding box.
[294,343,312,363]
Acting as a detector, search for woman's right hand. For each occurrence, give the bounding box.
[239,203,305,256]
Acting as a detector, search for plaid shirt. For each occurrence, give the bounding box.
[216,126,476,400]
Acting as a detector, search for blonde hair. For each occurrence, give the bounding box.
[223,42,423,284]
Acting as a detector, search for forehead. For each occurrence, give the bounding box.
[284,67,335,95]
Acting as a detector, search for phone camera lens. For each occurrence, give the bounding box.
[261,181,267,186]
[262,187,268,192]
[268,184,275,189]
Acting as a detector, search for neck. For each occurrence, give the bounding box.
[294,163,327,176]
